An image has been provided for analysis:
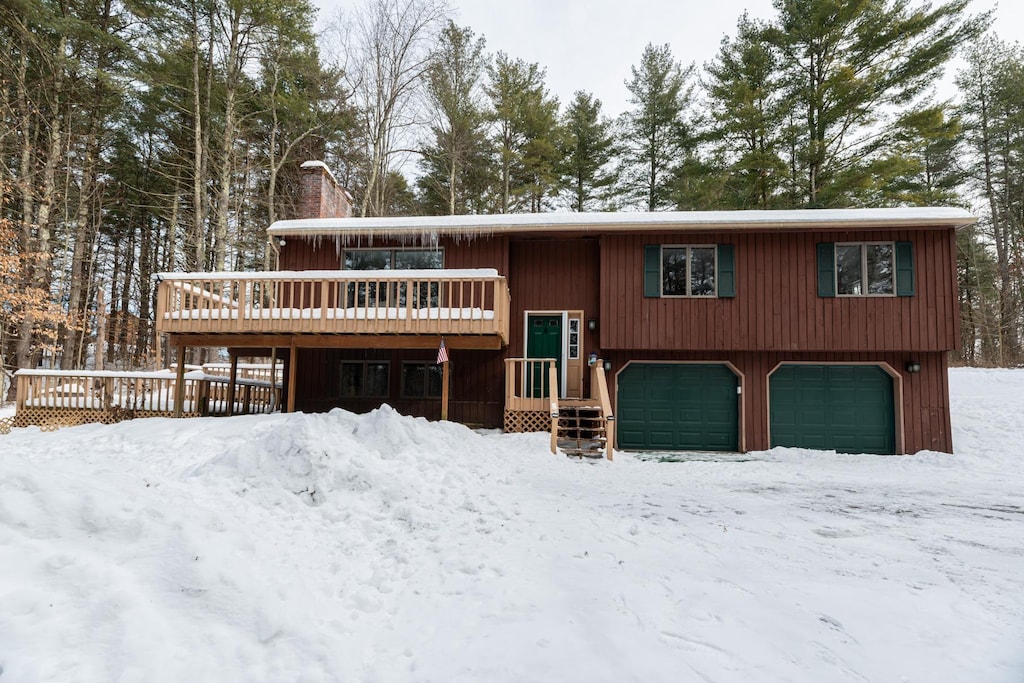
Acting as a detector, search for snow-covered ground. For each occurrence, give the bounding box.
[0,368,1021,682]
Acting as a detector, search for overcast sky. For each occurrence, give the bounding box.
[318,0,1020,119]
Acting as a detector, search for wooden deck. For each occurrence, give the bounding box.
[155,270,510,347]
[6,366,282,431]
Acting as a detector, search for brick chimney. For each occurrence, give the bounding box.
[297,161,352,219]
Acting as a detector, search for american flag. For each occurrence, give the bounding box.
[437,338,449,364]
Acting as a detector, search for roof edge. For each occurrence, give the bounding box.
[268,208,978,237]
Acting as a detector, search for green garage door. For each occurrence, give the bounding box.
[617,363,739,451]
[770,365,895,455]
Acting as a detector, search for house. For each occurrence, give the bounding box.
[155,161,976,455]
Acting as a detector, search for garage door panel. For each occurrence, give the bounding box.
[770,365,895,455]
[618,363,739,451]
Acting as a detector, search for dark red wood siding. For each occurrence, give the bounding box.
[507,238,600,356]
[273,226,958,450]
[600,229,959,352]
[604,350,952,454]
[293,347,505,426]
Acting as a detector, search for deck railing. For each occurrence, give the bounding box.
[156,270,510,341]
[11,367,281,429]
[504,358,559,413]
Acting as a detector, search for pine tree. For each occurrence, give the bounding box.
[418,21,490,215]
[765,0,989,207]
[484,53,561,213]
[704,14,787,209]
[956,36,1024,364]
[620,43,696,211]
[559,91,617,211]
[880,106,965,207]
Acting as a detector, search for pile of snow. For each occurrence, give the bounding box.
[1,369,1022,681]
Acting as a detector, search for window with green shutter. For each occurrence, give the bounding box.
[817,242,914,298]
[644,244,734,298]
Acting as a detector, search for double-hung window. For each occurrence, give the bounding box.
[643,244,736,298]
[817,241,914,297]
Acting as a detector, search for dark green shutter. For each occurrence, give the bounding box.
[817,243,835,297]
[644,245,661,297]
[717,244,735,298]
[895,241,914,297]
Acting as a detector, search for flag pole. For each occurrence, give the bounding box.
[439,337,450,421]
[441,360,450,421]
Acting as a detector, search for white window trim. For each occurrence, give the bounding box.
[835,242,896,298]
[660,244,718,298]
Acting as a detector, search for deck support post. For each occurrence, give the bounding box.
[173,345,186,418]
[286,342,297,413]
[269,347,279,410]
[226,353,238,417]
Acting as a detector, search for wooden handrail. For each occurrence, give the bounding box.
[156,271,510,342]
[503,358,557,413]
[591,361,614,461]
[548,362,560,454]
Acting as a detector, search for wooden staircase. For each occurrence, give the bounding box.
[555,399,609,458]
[503,357,615,460]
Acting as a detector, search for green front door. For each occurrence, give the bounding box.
[770,364,896,454]
[617,363,739,451]
[526,315,562,398]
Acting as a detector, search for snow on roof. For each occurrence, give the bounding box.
[155,268,500,281]
[268,207,977,238]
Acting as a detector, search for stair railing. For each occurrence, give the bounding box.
[548,361,560,454]
[590,361,615,461]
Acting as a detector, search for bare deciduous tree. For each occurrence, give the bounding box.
[335,0,449,217]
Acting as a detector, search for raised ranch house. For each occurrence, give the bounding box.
[154,161,976,456]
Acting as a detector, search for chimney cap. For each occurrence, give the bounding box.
[300,160,338,185]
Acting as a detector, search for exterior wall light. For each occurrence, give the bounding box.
[603,360,612,371]
[587,319,597,332]
[905,361,921,373]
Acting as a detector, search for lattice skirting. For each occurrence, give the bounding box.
[0,416,14,435]
[503,409,551,434]
[8,407,201,433]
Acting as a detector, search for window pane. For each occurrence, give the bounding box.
[345,250,390,270]
[426,363,443,397]
[339,362,363,397]
[866,244,894,294]
[395,250,442,269]
[690,247,716,296]
[365,362,389,397]
[662,248,688,295]
[836,245,863,295]
[402,363,425,397]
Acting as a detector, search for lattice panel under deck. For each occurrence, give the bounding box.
[8,407,201,433]
[503,410,551,434]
